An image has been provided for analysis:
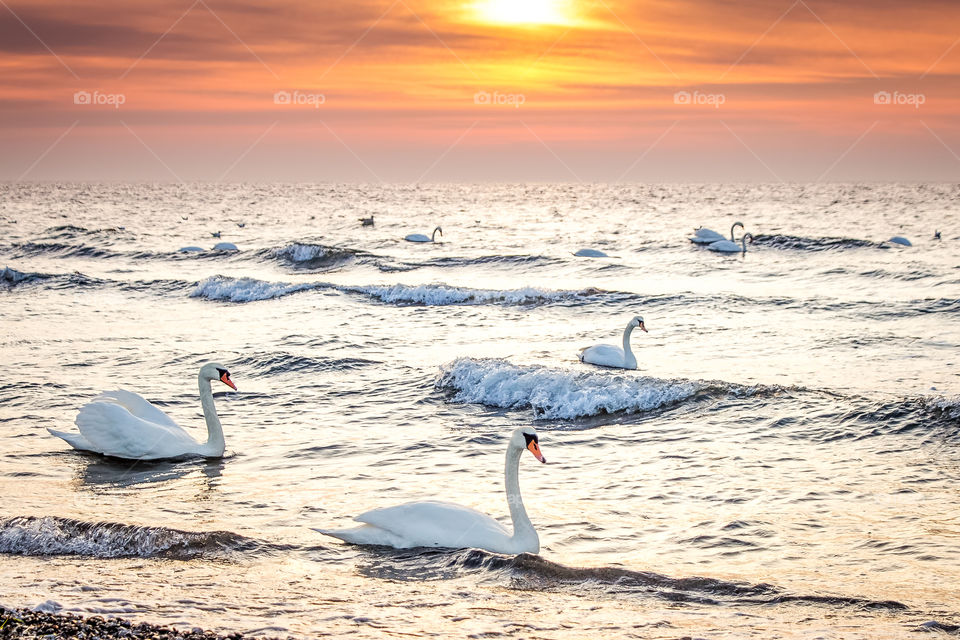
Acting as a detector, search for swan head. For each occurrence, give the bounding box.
[512,427,546,463]
[200,362,237,390]
[630,316,648,333]
[732,221,744,230]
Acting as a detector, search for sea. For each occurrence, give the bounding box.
[0,182,958,638]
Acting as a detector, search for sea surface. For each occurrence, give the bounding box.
[0,183,958,638]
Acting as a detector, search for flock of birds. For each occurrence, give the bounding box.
[47,314,650,553]
[51,215,934,554]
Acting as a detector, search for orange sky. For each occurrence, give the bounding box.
[2,0,959,181]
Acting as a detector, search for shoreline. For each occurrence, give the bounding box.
[0,607,287,640]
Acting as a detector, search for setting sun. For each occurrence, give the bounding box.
[472,0,573,25]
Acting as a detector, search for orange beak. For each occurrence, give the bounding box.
[527,439,546,463]
[639,323,648,333]
[220,372,237,390]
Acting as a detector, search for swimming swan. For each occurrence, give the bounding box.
[405,226,442,243]
[313,427,546,554]
[579,316,647,370]
[691,221,744,245]
[707,232,754,253]
[48,363,237,460]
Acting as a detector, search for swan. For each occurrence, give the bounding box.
[579,316,647,370]
[179,246,205,253]
[574,248,608,258]
[212,242,238,251]
[313,426,546,554]
[707,232,754,253]
[359,215,374,227]
[47,363,237,460]
[405,226,442,243]
[889,236,912,247]
[690,221,744,245]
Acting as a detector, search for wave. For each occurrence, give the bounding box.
[190,275,613,307]
[236,351,379,376]
[361,547,908,610]
[190,276,320,302]
[1,266,47,286]
[751,234,882,251]
[268,243,371,271]
[0,516,267,560]
[342,283,606,307]
[435,357,759,420]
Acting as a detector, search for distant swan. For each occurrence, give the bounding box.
[313,427,546,554]
[179,246,205,253]
[579,316,647,370]
[212,242,238,251]
[48,363,237,460]
[574,248,608,258]
[405,226,442,243]
[691,221,744,245]
[360,216,374,227]
[707,232,754,253]
[889,236,912,247]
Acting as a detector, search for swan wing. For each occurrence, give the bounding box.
[707,239,738,252]
[75,401,198,459]
[405,234,429,242]
[95,390,180,428]
[692,228,723,243]
[579,343,626,367]
[353,500,512,550]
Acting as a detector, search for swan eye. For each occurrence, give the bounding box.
[522,432,538,446]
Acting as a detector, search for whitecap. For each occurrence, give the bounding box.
[190,275,317,303]
[436,357,703,419]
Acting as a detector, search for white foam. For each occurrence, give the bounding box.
[274,243,331,263]
[436,357,702,419]
[191,276,316,302]
[345,283,592,306]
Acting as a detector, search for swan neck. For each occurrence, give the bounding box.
[622,322,638,369]
[505,444,538,552]
[198,373,225,456]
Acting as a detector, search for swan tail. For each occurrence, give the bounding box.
[311,525,413,548]
[47,428,95,452]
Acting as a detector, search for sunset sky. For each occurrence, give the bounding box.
[2,0,959,181]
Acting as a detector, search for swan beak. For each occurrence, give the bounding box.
[639,322,648,333]
[220,372,237,390]
[527,440,546,464]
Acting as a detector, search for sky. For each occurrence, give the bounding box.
[2,0,959,182]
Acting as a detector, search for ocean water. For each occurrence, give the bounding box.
[0,182,958,638]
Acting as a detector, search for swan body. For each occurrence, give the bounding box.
[690,221,744,245]
[579,316,647,370]
[48,363,236,460]
[359,216,374,227]
[889,236,912,247]
[314,427,546,554]
[574,248,608,258]
[405,226,442,243]
[212,242,238,251]
[179,246,205,253]
[708,233,754,253]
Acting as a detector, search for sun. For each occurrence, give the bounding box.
[472,0,573,26]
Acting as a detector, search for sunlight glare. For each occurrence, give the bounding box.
[473,0,573,25]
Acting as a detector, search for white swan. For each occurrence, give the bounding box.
[707,232,754,253]
[48,363,236,460]
[579,316,647,370]
[314,427,546,554]
[690,221,744,245]
[212,242,238,251]
[889,236,912,247]
[405,226,442,243]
